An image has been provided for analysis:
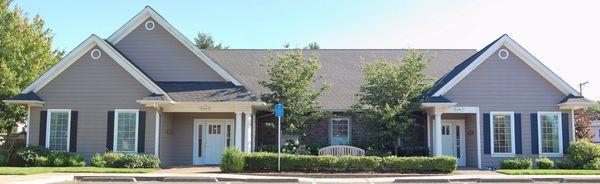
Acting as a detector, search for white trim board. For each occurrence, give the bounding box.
[106,6,242,86]
[20,35,171,101]
[432,35,580,97]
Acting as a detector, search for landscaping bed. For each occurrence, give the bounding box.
[0,167,155,175]
[497,169,600,175]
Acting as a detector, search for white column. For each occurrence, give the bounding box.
[235,112,243,150]
[154,110,160,156]
[244,111,252,152]
[571,108,576,142]
[434,112,443,156]
[26,105,30,146]
[426,114,431,151]
[252,112,256,151]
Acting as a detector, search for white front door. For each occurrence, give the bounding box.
[441,120,466,166]
[193,119,233,165]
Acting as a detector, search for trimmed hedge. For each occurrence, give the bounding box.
[236,152,456,173]
[90,153,160,168]
[535,157,553,169]
[379,156,457,173]
[500,157,532,169]
[221,148,244,172]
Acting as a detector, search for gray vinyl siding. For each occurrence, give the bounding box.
[159,112,235,166]
[28,46,157,161]
[113,18,225,82]
[444,46,570,168]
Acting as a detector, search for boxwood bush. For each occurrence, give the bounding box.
[583,158,600,170]
[90,152,160,168]
[566,140,600,168]
[500,157,532,169]
[221,148,244,172]
[555,159,576,169]
[535,157,553,169]
[235,152,457,173]
[379,156,457,173]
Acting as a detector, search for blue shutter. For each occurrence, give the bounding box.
[515,113,522,154]
[106,111,114,152]
[483,113,491,154]
[69,111,78,152]
[39,111,47,147]
[562,113,570,153]
[531,113,538,154]
[138,111,146,153]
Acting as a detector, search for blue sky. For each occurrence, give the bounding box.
[12,0,600,100]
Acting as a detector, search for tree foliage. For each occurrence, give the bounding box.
[259,49,330,135]
[304,42,320,49]
[0,0,62,131]
[576,105,600,140]
[193,32,229,49]
[352,50,431,151]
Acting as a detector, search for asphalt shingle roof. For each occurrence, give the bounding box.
[4,92,44,102]
[155,82,258,102]
[204,49,476,110]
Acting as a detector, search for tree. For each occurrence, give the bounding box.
[193,32,229,49]
[352,50,431,153]
[259,49,330,136]
[0,0,62,132]
[304,42,320,49]
[576,104,600,140]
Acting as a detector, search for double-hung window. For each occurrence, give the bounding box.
[538,112,562,156]
[330,118,350,145]
[46,109,71,152]
[490,112,515,156]
[114,109,139,153]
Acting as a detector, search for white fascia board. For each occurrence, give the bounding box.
[433,35,580,97]
[20,35,171,102]
[106,7,242,86]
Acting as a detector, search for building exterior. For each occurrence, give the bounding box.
[3,7,597,168]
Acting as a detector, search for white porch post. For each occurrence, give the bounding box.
[235,112,243,150]
[26,105,30,146]
[434,112,443,156]
[571,108,576,142]
[426,114,431,152]
[252,112,256,151]
[244,111,252,152]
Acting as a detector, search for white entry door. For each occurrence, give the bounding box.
[441,120,466,166]
[193,119,233,165]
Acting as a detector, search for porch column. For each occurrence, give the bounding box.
[244,111,252,152]
[252,112,256,151]
[434,112,443,156]
[235,112,243,150]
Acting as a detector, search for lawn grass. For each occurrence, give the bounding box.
[0,167,155,175]
[497,169,600,175]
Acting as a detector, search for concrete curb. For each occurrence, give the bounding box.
[74,175,299,183]
[75,176,137,182]
[163,176,218,182]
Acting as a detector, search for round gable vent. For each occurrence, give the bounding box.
[145,21,155,30]
[498,49,509,60]
[90,49,102,60]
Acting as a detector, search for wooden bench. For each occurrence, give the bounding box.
[318,145,365,156]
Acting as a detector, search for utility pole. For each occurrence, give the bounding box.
[579,81,589,96]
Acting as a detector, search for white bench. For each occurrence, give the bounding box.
[318,145,365,156]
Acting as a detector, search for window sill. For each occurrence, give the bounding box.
[491,153,516,158]
[539,153,563,157]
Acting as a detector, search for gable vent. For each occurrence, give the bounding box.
[145,21,155,30]
[90,49,101,60]
[498,49,509,60]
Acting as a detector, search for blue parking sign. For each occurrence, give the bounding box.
[274,104,284,117]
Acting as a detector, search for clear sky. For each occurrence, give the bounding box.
[13,0,600,100]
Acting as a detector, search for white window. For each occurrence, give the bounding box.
[490,112,515,156]
[46,109,71,152]
[538,112,563,156]
[114,109,139,153]
[330,118,350,145]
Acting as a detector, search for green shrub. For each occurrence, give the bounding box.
[379,156,457,173]
[139,154,160,168]
[396,146,430,157]
[536,157,554,169]
[47,152,85,167]
[13,146,50,166]
[334,156,382,171]
[221,148,244,172]
[566,140,600,168]
[102,152,124,168]
[91,153,106,167]
[584,158,600,170]
[555,159,577,169]
[0,154,6,166]
[33,156,48,167]
[500,157,532,169]
[115,154,144,168]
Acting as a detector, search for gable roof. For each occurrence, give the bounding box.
[428,34,581,97]
[20,35,171,101]
[106,6,241,86]
[204,49,476,110]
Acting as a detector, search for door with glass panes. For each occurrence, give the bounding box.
[440,120,466,166]
[193,119,233,165]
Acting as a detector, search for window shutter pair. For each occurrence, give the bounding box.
[531,113,570,154]
[39,111,78,152]
[483,113,522,154]
[106,111,146,153]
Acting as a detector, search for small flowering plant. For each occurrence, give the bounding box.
[281,139,300,154]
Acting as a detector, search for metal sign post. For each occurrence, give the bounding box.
[274,104,284,172]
